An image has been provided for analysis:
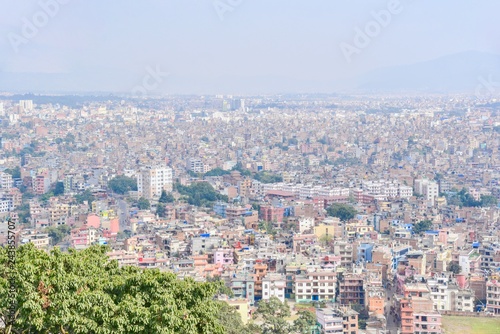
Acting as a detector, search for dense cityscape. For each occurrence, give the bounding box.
[0,93,499,333]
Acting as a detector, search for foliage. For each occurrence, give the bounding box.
[444,188,498,208]
[204,168,231,177]
[292,309,316,334]
[74,190,95,208]
[448,262,461,274]
[158,190,174,203]
[17,203,31,224]
[351,304,368,330]
[206,276,233,297]
[255,297,291,334]
[45,224,72,245]
[319,234,333,247]
[231,163,252,177]
[175,182,228,207]
[53,181,65,196]
[326,203,357,222]
[3,166,21,179]
[137,197,150,210]
[108,175,138,195]
[0,244,226,333]
[156,203,166,218]
[40,191,55,205]
[412,219,433,235]
[253,172,283,184]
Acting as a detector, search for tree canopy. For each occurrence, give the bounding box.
[108,176,138,195]
[326,203,357,222]
[175,182,228,207]
[0,244,226,334]
[159,190,175,204]
[137,197,150,210]
[412,219,433,235]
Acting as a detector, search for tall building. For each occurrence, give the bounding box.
[414,179,439,206]
[137,166,173,199]
[19,100,33,111]
[0,102,4,116]
[0,172,13,189]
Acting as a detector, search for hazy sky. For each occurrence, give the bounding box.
[0,0,499,94]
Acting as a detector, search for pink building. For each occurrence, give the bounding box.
[214,249,234,265]
[109,218,119,233]
[86,214,100,229]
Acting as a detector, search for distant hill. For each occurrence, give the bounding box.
[357,51,500,94]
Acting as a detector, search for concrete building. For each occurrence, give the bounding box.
[137,166,173,199]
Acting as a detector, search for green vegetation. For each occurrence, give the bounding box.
[159,190,175,203]
[326,203,357,222]
[3,166,21,179]
[74,190,95,208]
[253,172,283,184]
[444,188,498,207]
[254,297,316,334]
[442,316,500,334]
[204,168,231,177]
[108,175,138,194]
[45,224,72,245]
[53,181,65,195]
[156,203,166,217]
[412,219,433,235]
[137,197,150,210]
[0,244,226,333]
[448,262,461,274]
[175,182,228,207]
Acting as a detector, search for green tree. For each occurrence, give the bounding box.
[448,262,461,274]
[319,234,333,247]
[3,166,21,179]
[137,197,150,210]
[292,309,316,334]
[204,168,231,177]
[159,190,174,203]
[108,175,138,194]
[156,203,166,218]
[0,243,226,333]
[255,297,291,334]
[74,189,95,208]
[413,219,433,235]
[326,203,357,222]
[45,224,72,245]
[53,181,65,195]
[480,195,498,207]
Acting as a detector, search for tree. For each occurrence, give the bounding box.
[45,224,72,245]
[4,166,21,179]
[448,262,462,274]
[53,181,65,195]
[74,189,95,208]
[413,219,433,235]
[0,243,226,333]
[159,190,174,203]
[108,175,138,194]
[137,197,150,210]
[255,297,291,334]
[156,203,166,218]
[292,309,316,334]
[480,195,498,207]
[319,234,333,247]
[326,203,357,222]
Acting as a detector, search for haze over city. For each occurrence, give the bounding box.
[1,0,499,94]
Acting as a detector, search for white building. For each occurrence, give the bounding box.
[262,273,286,302]
[137,166,173,199]
[0,172,13,190]
[415,179,439,205]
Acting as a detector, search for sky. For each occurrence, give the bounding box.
[0,0,499,94]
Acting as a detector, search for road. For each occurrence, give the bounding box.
[385,281,399,334]
[116,197,129,232]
